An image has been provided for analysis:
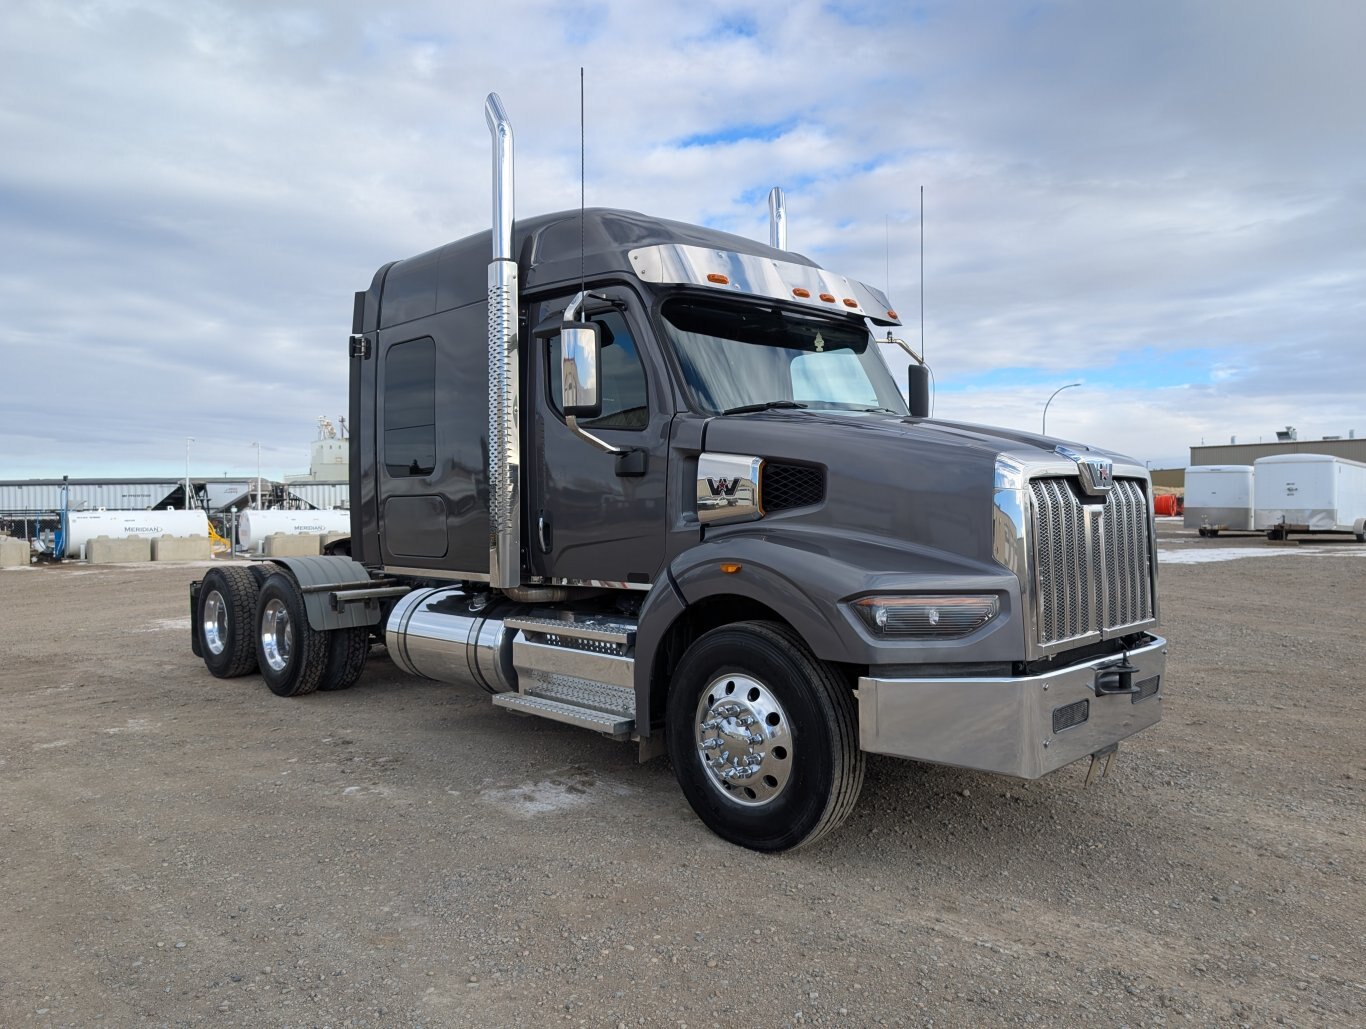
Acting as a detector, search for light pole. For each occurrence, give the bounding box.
[1042,383,1081,436]
[184,436,195,510]
[252,442,262,509]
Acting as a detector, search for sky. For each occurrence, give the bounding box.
[2,0,1362,481]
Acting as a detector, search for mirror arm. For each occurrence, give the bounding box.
[565,415,627,455]
[885,330,924,365]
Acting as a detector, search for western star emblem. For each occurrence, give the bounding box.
[707,477,742,496]
[1055,444,1114,496]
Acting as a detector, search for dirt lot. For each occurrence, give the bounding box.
[2,523,1363,1027]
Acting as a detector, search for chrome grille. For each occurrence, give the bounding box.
[1029,477,1154,648]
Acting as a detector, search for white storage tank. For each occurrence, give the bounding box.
[1253,454,1366,539]
[64,510,211,558]
[239,509,351,552]
[1183,465,1255,535]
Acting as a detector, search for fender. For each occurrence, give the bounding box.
[636,528,1023,737]
[257,555,383,632]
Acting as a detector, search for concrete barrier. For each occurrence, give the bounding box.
[151,534,212,562]
[0,536,31,567]
[263,532,321,557]
[87,535,151,563]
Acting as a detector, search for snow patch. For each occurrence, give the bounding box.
[1159,546,1366,565]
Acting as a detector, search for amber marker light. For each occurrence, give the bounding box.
[887,310,898,319]
[792,287,811,298]
[706,273,730,284]
[842,298,858,308]
[720,562,743,574]
[819,292,836,303]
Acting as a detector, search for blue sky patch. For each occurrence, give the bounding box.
[676,120,798,148]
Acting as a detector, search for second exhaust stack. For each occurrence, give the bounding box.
[484,93,521,590]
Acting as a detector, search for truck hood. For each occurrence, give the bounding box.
[703,410,1141,471]
[699,410,1148,565]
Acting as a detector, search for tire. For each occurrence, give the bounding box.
[255,573,328,697]
[318,627,369,692]
[197,566,261,678]
[666,621,864,853]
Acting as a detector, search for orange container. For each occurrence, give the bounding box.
[1153,494,1182,516]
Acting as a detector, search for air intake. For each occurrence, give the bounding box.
[762,463,825,511]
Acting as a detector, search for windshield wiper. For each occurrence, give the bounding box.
[719,400,808,415]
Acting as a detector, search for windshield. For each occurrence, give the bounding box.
[660,297,908,416]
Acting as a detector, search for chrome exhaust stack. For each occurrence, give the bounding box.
[768,186,787,250]
[485,93,521,590]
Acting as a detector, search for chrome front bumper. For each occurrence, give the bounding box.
[856,634,1166,779]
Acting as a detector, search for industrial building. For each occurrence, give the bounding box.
[1,420,349,543]
[1190,427,1365,467]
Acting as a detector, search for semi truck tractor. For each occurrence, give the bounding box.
[189,94,1167,852]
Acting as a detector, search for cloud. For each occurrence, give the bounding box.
[1,0,1362,482]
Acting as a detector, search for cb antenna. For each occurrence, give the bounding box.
[920,185,925,366]
[580,68,586,298]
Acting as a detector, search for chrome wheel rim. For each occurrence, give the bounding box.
[202,590,228,656]
[693,673,793,806]
[260,598,293,673]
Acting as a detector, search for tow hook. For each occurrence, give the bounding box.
[1094,654,1138,695]
[1084,743,1119,785]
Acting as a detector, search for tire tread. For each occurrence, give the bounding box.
[199,566,260,678]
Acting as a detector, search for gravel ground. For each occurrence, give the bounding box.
[1,522,1363,1027]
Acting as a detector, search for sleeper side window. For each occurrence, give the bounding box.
[547,310,648,430]
[384,337,436,477]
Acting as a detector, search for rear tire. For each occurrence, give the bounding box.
[255,573,328,697]
[319,627,369,691]
[197,566,260,678]
[666,621,864,852]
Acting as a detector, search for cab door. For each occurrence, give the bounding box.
[527,287,671,586]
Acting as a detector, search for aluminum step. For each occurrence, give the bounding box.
[523,676,634,717]
[514,638,634,690]
[491,692,635,738]
[505,613,636,648]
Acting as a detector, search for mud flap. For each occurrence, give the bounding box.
[189,580,202,658]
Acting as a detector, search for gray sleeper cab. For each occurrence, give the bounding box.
[193,204,1165,853]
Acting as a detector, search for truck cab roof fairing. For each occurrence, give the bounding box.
[371,209,900,328]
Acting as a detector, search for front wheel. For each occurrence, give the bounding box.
[666,621,864,852]
[255,573,328,697]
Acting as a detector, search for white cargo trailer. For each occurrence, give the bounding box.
[1184,465,1255,536]
[1253,454,1366,541]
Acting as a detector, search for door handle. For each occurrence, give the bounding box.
[537,512,552,553]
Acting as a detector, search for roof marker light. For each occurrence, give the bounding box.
[706,273,730,285]
[792,287,811,298]
[842,298,859,308]
[819,293,836,303]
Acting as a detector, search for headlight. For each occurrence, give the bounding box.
[852,595,1000,639]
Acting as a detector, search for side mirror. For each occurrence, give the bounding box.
[907,363,931,419]
[560,322,601,419]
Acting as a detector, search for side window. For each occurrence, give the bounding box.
[548,311,648,430]
[384,338,436,477]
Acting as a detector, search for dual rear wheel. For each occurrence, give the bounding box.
[195,567,368,695]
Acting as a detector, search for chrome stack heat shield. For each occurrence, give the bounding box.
[485,93,521,590]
